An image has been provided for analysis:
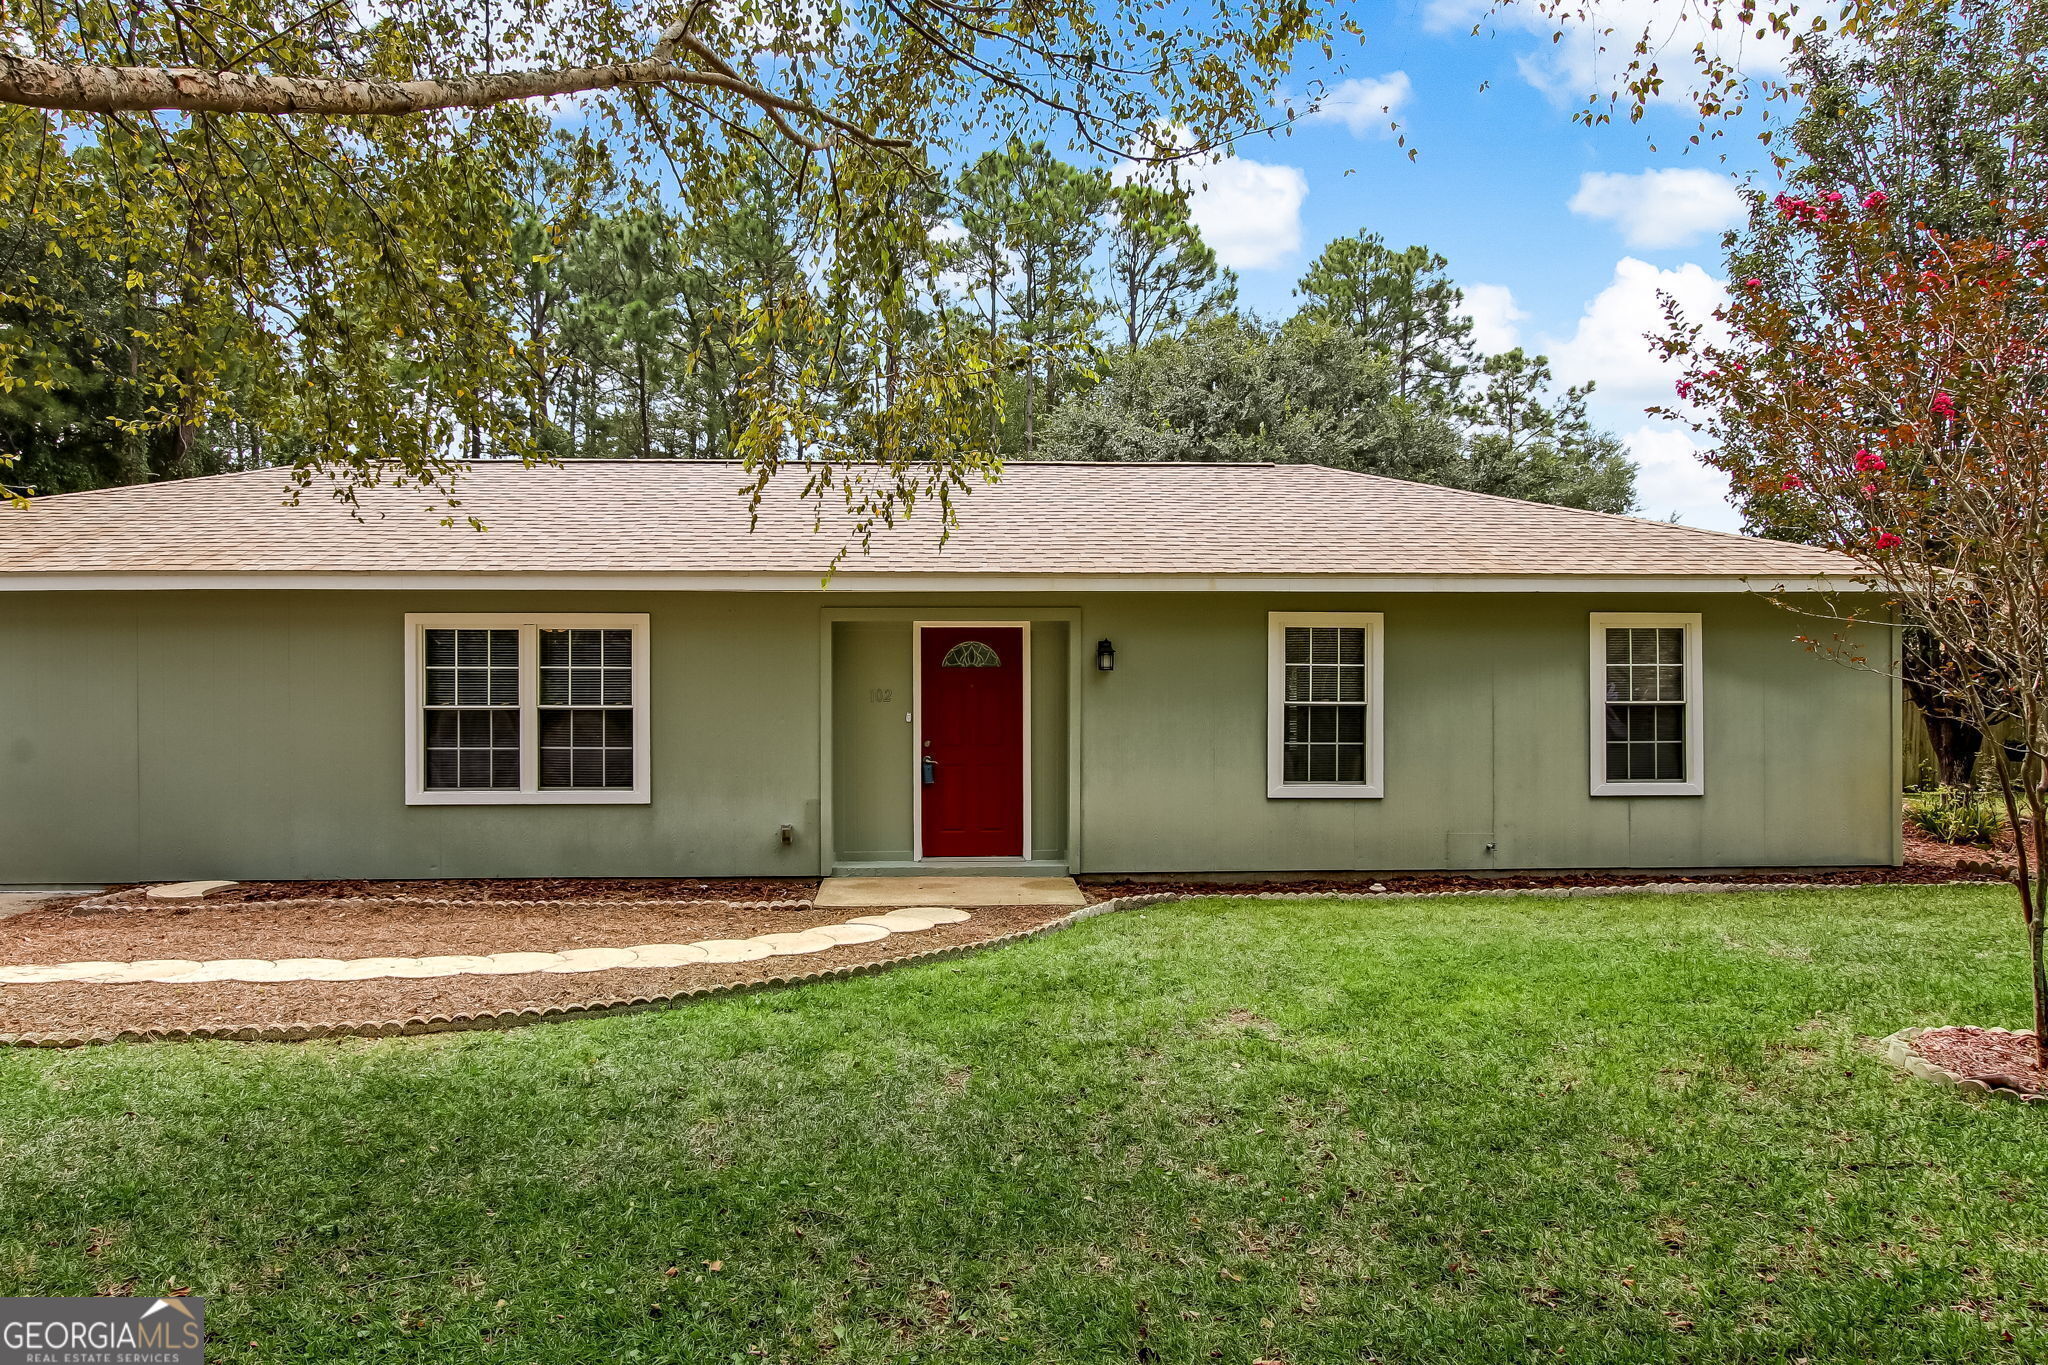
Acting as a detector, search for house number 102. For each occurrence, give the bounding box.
[869,688,893,702]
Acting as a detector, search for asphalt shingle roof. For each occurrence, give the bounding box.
[0,460,1859,581]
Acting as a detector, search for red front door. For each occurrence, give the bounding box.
[919,626,1025,858]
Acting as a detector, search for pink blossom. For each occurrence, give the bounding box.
[1780,475,1805,491]
[1862,190,1889,209]
[1873,531,1902,550]
[2029,239,2048,250]
[1931,391,1957,418]
[1854,449,1887,472]
[1675,379,1694,400]
[1824,192,1844,204]
[1743,277,1762,289]
[1774,193,1818,223]
[1861,484,1877,496]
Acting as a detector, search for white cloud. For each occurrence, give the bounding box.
[1569,169,1745,249]
[1541,257,1739,529]
[1544,256,1727,404]
[1621,424,1738,530]
[1457,283,1527,353]
[1423,0,1795,111]
[1307,72,1414,137]
[1117,138,1308,272]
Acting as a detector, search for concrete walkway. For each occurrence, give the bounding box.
[0,908,973,985]
[0,894,53,921]
[815,876,1086,909]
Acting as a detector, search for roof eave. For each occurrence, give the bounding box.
[0,570,1880,593]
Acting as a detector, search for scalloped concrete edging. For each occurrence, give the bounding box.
[1880,1026,2047,1104]
[0,880,2005,1049]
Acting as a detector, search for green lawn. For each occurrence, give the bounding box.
[3,886,2045,1364]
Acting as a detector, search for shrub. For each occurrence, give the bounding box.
[1907,787,2008,846]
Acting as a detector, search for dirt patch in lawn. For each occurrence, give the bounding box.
[0,903,1069,1039]
[1911,1026,2047,1097]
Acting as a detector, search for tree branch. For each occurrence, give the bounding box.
[0,50,910,150]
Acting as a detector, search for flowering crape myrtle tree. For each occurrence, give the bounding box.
[1660,193,2048,1064]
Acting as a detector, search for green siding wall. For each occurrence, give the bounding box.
[1070,593,1896,873]
[0,589,1896,882]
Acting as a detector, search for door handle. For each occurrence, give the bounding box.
[922,755,938,786]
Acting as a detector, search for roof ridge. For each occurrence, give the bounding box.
[1295,463,1789,548]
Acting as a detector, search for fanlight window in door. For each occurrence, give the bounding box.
[941,640,1003,668]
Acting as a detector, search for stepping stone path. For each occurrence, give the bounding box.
[144,881,239,901]
[0,910,974,987]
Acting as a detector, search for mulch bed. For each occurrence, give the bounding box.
[5,807,2026,1045]
[1079,816,2009,902]
[8,898,838,966]
[1899,824,2016,877]
[0,904,1070,1039]
[1910,1026,2047,1097]
[1080,865,1988,903]
[92,877,819,906]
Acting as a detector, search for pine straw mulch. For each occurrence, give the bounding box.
[1909,1026,2048,1098]
[0,903,1070,1040]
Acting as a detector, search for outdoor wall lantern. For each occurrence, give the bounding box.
[1095,638,1116,672]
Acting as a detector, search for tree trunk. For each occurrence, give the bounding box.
[636,351,652,459]
[1924,709,1986,788]
[1021,257,1039,458]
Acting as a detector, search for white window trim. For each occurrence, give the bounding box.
[1267,611,1385,800]
[1589,611,1704,798]
[403,613,651,806]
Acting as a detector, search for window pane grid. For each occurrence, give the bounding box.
[422,629,520,790]
[1602,626,1688,784]
[417,622,642,798]
[539,628,635,707]
[538,628,635,790]
[1280,623,1370,786]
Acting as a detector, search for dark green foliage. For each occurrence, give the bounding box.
[1296,231,1474,403]
[951,141,1112,456]
[1040,318,1635,512]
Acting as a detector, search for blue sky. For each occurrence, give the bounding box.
[1139,0,1797,529]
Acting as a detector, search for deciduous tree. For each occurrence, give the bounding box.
[1663,195,2048,1065]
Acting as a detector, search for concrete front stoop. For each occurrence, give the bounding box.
[814,876,1087,909]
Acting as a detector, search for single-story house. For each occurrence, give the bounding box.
[0,461,1899,883]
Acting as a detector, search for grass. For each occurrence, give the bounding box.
[2,886,2045,1364]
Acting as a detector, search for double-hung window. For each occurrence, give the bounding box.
[1267,612,1384,799]
[405,614,650,804]
[1589,612,1703,796]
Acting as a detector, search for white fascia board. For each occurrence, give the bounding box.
[0,572,1875,594]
